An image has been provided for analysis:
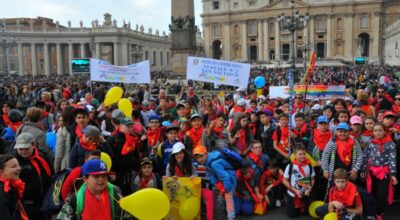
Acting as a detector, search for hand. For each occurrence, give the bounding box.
[257,193,263,201]
[304,189,311,197]
[266,185,273,193]
[389,127,399,134]
[293,189,303,198]
[140,135,147,141]
[323,171,330,179]
[348,170,358,180]
[264,195,270,205]
[392,176,398,185]
[331,201,345,210]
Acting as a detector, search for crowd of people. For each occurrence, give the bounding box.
[1,64,400,220]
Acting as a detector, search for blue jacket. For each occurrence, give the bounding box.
[1,127,16,143]
[206,151,236,192]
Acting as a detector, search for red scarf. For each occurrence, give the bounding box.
[122,134,138,155]
[329,182,358,207]
[313,129,332,151]
[79,137,97,151]
[0,177,25,199]
[2,114,10,126]
[336,137,354,166]
[238,128,248,153]
[213,126,224,138]
[247,152,262,167]
[187,126,204,147]
[174,165,187,177]
[147,127,161,147]
[291,158,311,177]
[232,105,244,114]
[236,168,255,181]
[75,125,85,140]
[293,124,307,138]
[139,175,153,189]
[293,102,305,113]
[9,121,23,132]
[178,130,185,142]
[40,112,49,120]
[371,135,392,153]
[249,123,257,136]
[393,105,400,114]
[27,149,52,177]
[362,130,373,137]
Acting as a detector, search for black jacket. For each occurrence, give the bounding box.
[0,182,22,220]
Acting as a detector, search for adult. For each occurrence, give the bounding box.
[371,85,394,112]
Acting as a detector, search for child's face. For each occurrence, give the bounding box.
[250,113,257,123]
[270,167,278,174]
[141,164,153,177]
[240,117,249,127]
[86,174,108,194]
[177,107,186,117]
[179,122,190,131]
[364,119,375,131]
[166,130,178,141]
[336,129,349,140]
[294,149,306,162]
[279,117,289,127]
[250,102,257,109]
[351,123,361,132]
[216,117,225,127]
[294,117,304,128]
[317,122,329,132]
[191,118,202,128]
[373,125,386,139]
[383,117,395,128]
[174,151,184,163]
[323,109,333,119]
[194,153,207,164]
[338,113,349,122]
[334,178,348,191]
[377,113,384,122]
[251,143,262,155]
[259,114,270,125]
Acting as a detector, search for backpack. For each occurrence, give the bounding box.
[41,168,72,215]
[218,147,244,170]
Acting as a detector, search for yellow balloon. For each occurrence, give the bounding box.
[120,188,170,220]
[100,152,112,172]
[179,197,200,220]
[104,86,123,107]
[308,200,324,218]
[323,212,338,220]
[118,98,133,119]
[290,152,317,167]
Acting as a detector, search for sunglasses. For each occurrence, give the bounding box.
[377,91,384,93]
[294,97,302,99]
[395,98,400,101]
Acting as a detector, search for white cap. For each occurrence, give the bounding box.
[233,94,240,103]
[236,98,246,106]
[171,142,185,154]
[311,104,322,110]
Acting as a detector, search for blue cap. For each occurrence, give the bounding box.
[149,114,161,122]
[257,109,272,117]
[336,122,350,131]
[82,159,108,176]
[317,115,329,124]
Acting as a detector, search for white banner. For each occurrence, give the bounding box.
[90,58,150,84]
[186,56,251,87]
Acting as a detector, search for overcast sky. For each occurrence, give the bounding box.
[0,0,203,33]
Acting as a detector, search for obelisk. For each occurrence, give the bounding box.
[170,0,197,78]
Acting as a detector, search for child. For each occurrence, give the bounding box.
[282,143,315,218]
[156,125,179,176]
[350,115,363,142]
[165,142,197,177]
[235,161,261,216]
[172,102,188,125]
[330,110,350,135]
[259,159,283,208]
[146,114,165,158]
[359,117,376,149]
[292,112,311,151]
[363,123,398,219]
[247,140,268,188]
[204,113,229,151]
[184,114,205,152]
[130,157,161,192]
[255,109,277,158]
[177,117,190,142]
[192,146,214,220]
[229,113,254,156]
[272,113,290,168]
[315,168,363,220]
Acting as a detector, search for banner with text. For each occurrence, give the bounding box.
[270,85,346,99]
[90,58,150,84]
[186,56,251,87]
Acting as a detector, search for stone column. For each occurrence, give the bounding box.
[326,15,333,58]
[223,21,231,60]
[68,43,73,75]
[56,43,63,75]
[17,43,24,76]
[258,19,263,60]
[95,43,100,59]
[303,21,308,60]
[44,43,50,76]
[372,12,381,62]
[203,24,211,57]
[80,43,86,58]
[275,21,281,61]
[263,19,269,61]
[121,43,129,65]
[309,16,315,52]
[113,42,119,65]
[241,21,248,61]
[31,43,37,76]
[344,14,353,60]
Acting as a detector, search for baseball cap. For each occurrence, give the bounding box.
[383,111,396,118]
[142,101,150,107]
[176,101,186,109]
[178,117,189,123]
[257,109,272,117]
[140,157,153,166]
[336,122,350,131]
[171,142,185,154]
[311,104,322,110]
[83,125,101,137]
[352,101,361,107]
[317,115,329,124]
[82,159,108,176]
[350,115,362,125]
[237,98,246,106]
[192,146,207,155]
[111,109,125,120]
[190,114,201,121]
[14,133,35,149]
[165,124,179,133]
[149,114,161,122]
[120,117,133,125]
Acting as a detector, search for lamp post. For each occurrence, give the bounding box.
[1,24,17,76]
[130,45,143,63]
[276,0,309,80]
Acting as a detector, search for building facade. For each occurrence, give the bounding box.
[384,19,400,65]
[201,0,400,64]
[0,14,171,76]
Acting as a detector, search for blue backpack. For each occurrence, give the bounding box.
[218,147,244,170]
[41,168,72,214]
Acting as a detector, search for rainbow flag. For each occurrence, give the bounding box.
[270,85,346,100]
